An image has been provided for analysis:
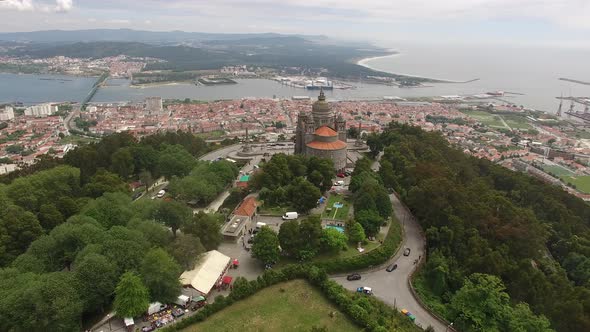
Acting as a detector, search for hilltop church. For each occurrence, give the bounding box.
[294,89,347,171]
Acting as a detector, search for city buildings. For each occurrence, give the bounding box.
[145,97,163,114]
[24,103,58,117]
[0,106,15,121]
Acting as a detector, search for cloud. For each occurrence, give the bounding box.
[106,19,130,25]
[54,0,72,12]
[0,0,34,11]
[0,0,73,12]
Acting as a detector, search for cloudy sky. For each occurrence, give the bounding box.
[1,0,589,47]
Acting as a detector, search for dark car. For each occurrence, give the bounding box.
[386,263,398,272]
[403,248,411,256]
[346,273,361,281]
[172,308,185,318]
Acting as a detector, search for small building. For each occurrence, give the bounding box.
[222,196,258,240]
[179,250,231,296]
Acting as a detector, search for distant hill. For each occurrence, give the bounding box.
[0,29,327,44]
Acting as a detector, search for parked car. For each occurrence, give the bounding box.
[337,173,346,178]
[403,248,411,256]
[356,286,373,295]
[156,189,166,198]
[386,264,398,272]
[141,326,156,332]
[172,308,185,318]
[344,171,352,176]
[346,273,361,281]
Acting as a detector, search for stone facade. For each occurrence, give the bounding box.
[295,90,347,171]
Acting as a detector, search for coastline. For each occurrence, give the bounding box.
[356,53,478,84]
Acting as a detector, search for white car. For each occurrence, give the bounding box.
[156,189,166,198]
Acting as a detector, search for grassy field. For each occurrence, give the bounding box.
[322,193,351,220]
[561,175,590,194]
[59,134,100,145]
[502,114,533,130]
[460,110,506,128]
[195,130,226,139]
[183,280,360,332]
[258,205,291,216]
[541,165,575,177]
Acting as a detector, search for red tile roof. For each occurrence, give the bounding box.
[234,196,258,217]
[306,140,347,150]
[314,126,338,137]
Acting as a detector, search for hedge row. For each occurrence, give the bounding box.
[314,216,402,274]
[163,264,418,332]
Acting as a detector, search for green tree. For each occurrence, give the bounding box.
[83,169,130,198]
[111,147,135,178]
[168,233,206,270]
[183,212,222,250]
[252,226,280,265]
[502,303,553,332]
[287,177,321,213]
[157,144,196,180]
[74,253,117,312]
[354,209,383,237]
[347,220,366,244]
[81,192,134,228]
[140,248,182,303]
[154,200,192,237]
[0,205,43,265]
[320,227,348,252]
[449,273,510,331]
[278,220,300,257]
[139,169,153,193]
[298,215,323,260]
[114,272,150,318]
[38,203,64,230]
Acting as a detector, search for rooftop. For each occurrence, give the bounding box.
[306,139,347,150]
[314,125,338,137]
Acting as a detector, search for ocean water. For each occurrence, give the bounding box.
[362,43,590,113]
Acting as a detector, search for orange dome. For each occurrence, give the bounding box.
[314,126,338,137]
[306,140,347,150]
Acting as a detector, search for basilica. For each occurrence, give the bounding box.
[294,89,347,171]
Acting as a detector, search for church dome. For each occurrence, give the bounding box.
[312,89,333,125]
[314,125,338,137]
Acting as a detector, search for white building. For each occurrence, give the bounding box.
[145,97,163,113]
[24,103,58,117]
[0,106,15,121]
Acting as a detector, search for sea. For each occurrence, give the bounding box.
[1,43,589,114]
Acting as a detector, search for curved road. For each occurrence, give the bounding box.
[207,146,449,330]
[331,157,448,331]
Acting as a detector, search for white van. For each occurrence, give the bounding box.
[282,212,298,220]
[334,180,345,186]
[255,222,267,230]
[174,295,191,307]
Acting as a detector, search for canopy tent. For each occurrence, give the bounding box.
[124,317,134,327]
[180,250,231,295]
[192,295,206,302]
[222,275,233,285]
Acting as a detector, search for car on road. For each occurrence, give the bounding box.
[156,189,166,198]
[141,326,155,332]
[403,248,411,256]
[346,273,361,281]
[386,263,398,272]
[344,170,352,176]
[336,173,346,178]
[356,286,373,295]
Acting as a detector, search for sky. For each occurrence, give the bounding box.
[1,0,589,47]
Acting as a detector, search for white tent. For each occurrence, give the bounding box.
[124,317,134,327]
[179,250,231,295]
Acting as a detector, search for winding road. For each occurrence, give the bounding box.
[330,153,450,332]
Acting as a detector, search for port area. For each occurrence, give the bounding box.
[272,76,354,90]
